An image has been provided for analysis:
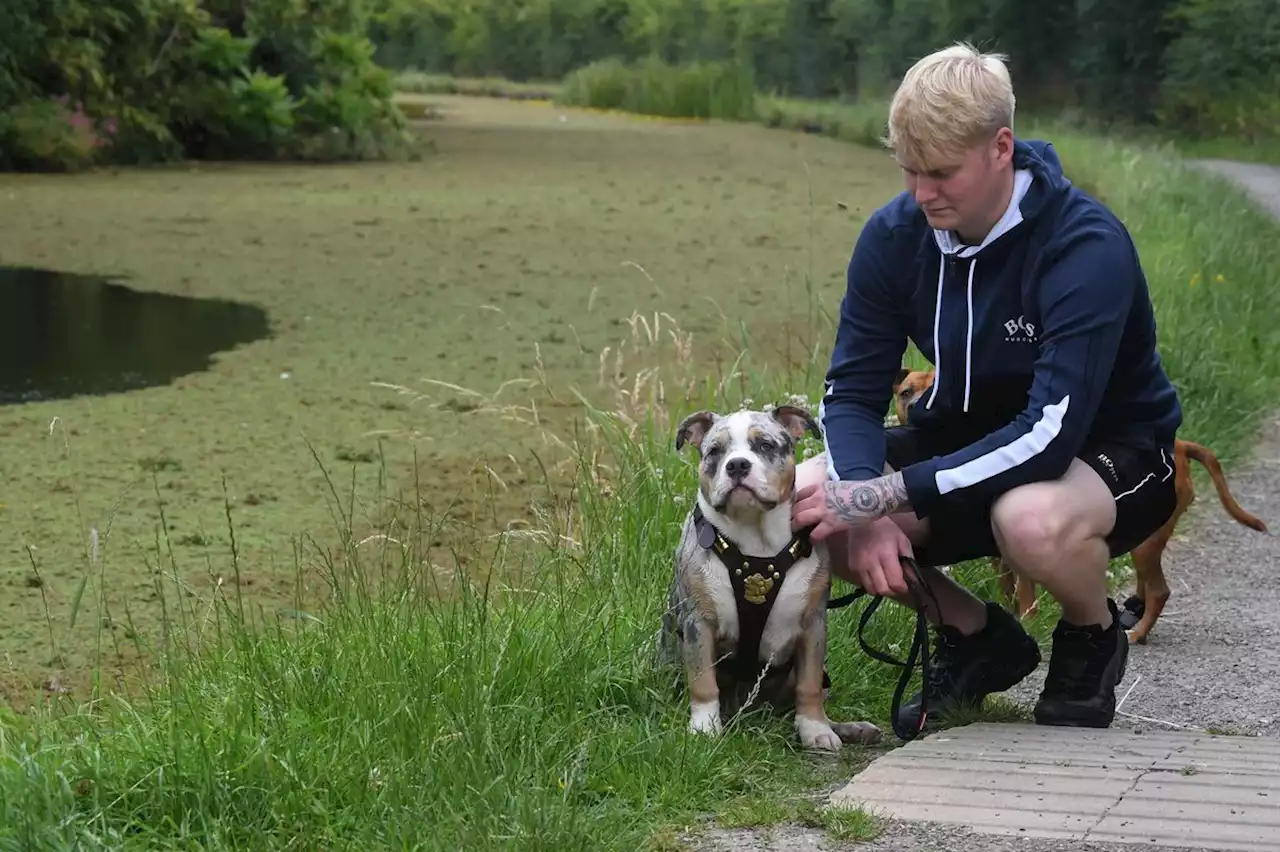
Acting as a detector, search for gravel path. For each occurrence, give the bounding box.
[695,158,1280,851]
[1191,158,1280,218]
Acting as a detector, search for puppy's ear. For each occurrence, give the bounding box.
[675,411,717,452]
[772,405,822,443]
[894,367,911,391]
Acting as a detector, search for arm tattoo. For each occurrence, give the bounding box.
[823,471,911,523]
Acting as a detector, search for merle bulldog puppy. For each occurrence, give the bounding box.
[660,404,881,751]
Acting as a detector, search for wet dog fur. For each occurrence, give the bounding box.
[892,367,1270,643]
[659,404,881,751]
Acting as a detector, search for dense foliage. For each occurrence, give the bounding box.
[0,0,413,172]
[367,0,1279,142]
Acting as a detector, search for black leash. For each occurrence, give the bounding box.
[827,555,941,742]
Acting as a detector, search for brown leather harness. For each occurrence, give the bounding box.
[691,502,935,742]
[691,503,829,687]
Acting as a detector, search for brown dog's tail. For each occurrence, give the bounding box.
[1180,439,1270,532]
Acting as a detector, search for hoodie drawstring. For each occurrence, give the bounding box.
[923,168,1035,419]
[963,260,975,413]
[925,262,945,410]
[925,255,978,414]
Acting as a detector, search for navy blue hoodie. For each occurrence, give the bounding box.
[818,138,1183,520]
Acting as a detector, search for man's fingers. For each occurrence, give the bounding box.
[876,547,910,597]
[862,562,890,598]
[811,520,841,541]
[793,504,823,532]
[886,562,910,597]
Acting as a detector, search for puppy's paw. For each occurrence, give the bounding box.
[689,700,721,736]
[830,720,883,745]
[796,714,842,752]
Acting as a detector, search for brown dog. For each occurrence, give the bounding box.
[891,367,1269,643]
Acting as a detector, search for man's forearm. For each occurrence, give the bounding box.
[823,471,911,523]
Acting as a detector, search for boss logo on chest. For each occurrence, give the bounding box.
[1003,315,1038,344]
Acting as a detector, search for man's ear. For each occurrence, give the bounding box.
[675,411,717,453]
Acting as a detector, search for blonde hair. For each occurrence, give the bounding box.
[885,42,1016,171]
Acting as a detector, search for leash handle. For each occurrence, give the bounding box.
[828,555,936,743]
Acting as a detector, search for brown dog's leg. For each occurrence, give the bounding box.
[993,556,1017,605]
[991,556,1039,618]
[791,611,845,751]
[682,618,722,735]
[1126,527,1173,645]
[1015,571,1040,618]
[1125,445,1193,644]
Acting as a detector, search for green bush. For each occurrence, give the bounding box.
[0,0,416,172]
[559,57,758,121]
[1157,0,1280,145]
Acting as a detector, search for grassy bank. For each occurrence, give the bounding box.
[3,71,1279,849]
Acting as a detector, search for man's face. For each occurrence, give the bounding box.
[899,128,1013,242]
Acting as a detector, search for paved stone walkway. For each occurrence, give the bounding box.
[828,722,1280,850]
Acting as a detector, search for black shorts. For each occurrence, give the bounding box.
[885,425,1179,567]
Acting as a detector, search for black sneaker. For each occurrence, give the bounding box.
[895,600,1042,732]
[1034,598,1129,728]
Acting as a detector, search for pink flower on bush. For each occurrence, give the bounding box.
[49,95,117,149]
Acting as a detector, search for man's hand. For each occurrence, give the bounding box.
[791,471,911,542]
[842,517,915,598]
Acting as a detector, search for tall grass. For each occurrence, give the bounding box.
[559,57,758,121]
[1,307,1025,850]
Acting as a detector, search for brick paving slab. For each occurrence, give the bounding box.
[828,722,1280,850]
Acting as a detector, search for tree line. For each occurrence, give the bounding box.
[2,0,1275,172]
[368,0,1279,143]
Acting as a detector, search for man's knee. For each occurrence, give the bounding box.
[991,488,1068,566]
[990,460,1115,571]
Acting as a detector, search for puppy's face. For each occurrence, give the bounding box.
[892,368,935,425]
[675,405,821,515]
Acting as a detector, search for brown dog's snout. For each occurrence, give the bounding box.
[725,456,753,480]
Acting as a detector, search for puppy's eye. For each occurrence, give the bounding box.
[705,444,722,456]
[757,440,775,453]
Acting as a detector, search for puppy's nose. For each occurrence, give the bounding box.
[725,457,752,480]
